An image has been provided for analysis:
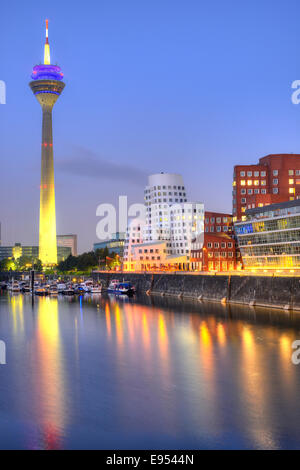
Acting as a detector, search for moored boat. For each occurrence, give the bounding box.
[10,281,21,293]
[35,286,49,296]
[107,281,135,296]
[57,283,67,294]
[62,285,75,295]
[107,279,120,292]
[21,284,31,293]
[49,284,58,295]
[90,284,102,294]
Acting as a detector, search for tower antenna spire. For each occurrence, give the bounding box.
[44,19,51,65]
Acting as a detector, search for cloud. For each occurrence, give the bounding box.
[56,147,148,185]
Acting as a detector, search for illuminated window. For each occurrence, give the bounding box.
[232,181,236,186]
[254,180,259,186]
[247,180,252,186]
[240,180,246,186]
[261,180,266,186]
[289,179,294,185]
[241,207,246,212]
[289,188,295,194]
[289,170,294,175]
[258,203,264,207]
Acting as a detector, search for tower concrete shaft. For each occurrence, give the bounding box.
[40,100,56,265]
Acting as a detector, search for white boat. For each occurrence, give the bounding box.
[80,281,93,292]
[49,285,58,295]
[107,281,135,296]
[107,279,120,291]
[90,285,102,294]
[57,283,67,293]
[10,281,21,293]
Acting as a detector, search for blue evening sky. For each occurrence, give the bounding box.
[1,0,300,252]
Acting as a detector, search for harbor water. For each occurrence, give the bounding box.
[0,291,300,449]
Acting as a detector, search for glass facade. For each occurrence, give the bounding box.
[234,200,300,269]
[0,245,70,262]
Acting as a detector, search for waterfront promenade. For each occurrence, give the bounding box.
[92,272,300,311]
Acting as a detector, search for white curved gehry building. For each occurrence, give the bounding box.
[144,173,187,245]
[123,172,205,271]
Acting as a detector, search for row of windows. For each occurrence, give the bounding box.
[205,226,230,233]
[205,217,231,224]
[208,252,233,258]
[240,242,300,257]
[240,188,267,195]
[207,242,233,248]
[242,255,300,268]
[237,228,300,247]
[138,248,164,254]
[191,251,234,258]
[239,169,300,178]
[239,171,266,177]
[145,191,186,199]
[145,185,185,192]
[235,216,300,236]
[240,180,267,186]
[146,198,187,204]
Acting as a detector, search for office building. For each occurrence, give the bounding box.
[93,232,125,257]
[57,234,78,256]
[233,154,300,221]
[234,199,300,270]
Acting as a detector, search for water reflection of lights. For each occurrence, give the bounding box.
[279,334,294,388]
[34,297,67,449]
[105,302,111,338]
[217,322,226,346]
[240,325,276,449]
[114,302,123,347]
[9,294,24,334]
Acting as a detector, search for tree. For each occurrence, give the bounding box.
[34,259,43,272]
[15,256,33,271]
[0,258,16,271]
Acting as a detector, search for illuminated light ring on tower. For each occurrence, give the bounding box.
[29,20,65,266]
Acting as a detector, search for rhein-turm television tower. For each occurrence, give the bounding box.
[29,20,65,265]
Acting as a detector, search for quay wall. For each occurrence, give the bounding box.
[92,272,300,310]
